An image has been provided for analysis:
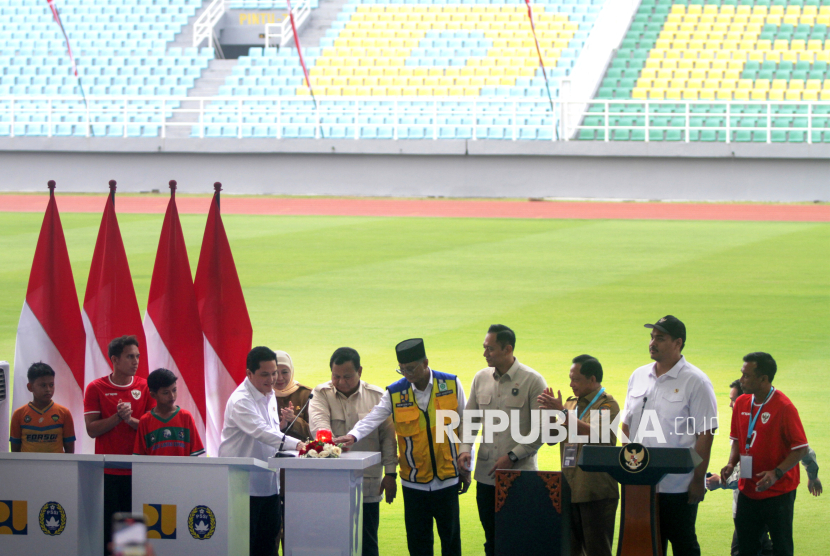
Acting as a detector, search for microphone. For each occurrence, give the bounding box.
[274,393,314,458]
[632,396,648,443]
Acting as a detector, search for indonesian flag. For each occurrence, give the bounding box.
[143,182,206,445]
[13,182,88,451]
[83,181,148,387]
[194,183,252,455]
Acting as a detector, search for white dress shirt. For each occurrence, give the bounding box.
[218,377,300,496]
[621,356,718,493]
[348,369,466,492]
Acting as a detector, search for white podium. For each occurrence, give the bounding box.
[269,452,381,556]
[106,455,273,556]
[0,452,105,555]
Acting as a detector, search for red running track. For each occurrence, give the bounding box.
[0,195,827,222]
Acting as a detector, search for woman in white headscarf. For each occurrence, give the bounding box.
[274,350,311,441]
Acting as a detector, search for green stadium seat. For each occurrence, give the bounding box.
[613,129,630,141]
[700,130,717,142]
[771,130,787,142]
[648,129,664,141]
[733,130,752,142]
[752,130,768,142]
[666,129,683,141]
[631,129,646,141]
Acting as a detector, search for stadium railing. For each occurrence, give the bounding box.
[4,95,830,141]
[0,95,560,140]
[568,99,830,142]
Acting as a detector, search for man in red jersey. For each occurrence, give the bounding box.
[721,352,809,556]
[134,368,204,457]
[84,335,155,555]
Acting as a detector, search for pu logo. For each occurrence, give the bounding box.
[0,500,28,535]
[144,504,176,539]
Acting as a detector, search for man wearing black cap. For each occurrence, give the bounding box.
[619,315,717,556]
[334,338,469,556]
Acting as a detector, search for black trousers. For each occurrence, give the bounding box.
[103,473,132,556]
[402,485,462,556]
[570,498,618,556]
[731,523,773,556]
[735,490,796,556]
[363,501,380,556]
[658,492,701,556]
[475,482,496,556]
[250,494,280,556]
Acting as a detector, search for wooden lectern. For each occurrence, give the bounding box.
[578,445,702,556]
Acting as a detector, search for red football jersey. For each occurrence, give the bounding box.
[730,389,809,500]
[84,375,156,475]
[133,407,205,457]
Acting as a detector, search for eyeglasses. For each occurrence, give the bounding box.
[395,363,422,376]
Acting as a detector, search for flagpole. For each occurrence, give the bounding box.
[109,180,116,206]
[523,0,559,140]
[214,182,221,211]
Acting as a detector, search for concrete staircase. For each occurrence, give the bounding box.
[294,0,351,49]
[169,0,215,52]
[161,0,351,137]
[165,59,237,138]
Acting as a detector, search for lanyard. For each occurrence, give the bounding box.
[579,387,606,421]
[746,387,774,451]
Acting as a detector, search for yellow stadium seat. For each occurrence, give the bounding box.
[666,89,682,100]
[748,51,765,62]
[781,51,800,63]
[784,90,802,101]
[806,80,822,91]
[802,90,819,101]
[768,89,785,101]
[698,89,715,100]
[765,52,781,62]
[703,79,720,89]
[790,80,806,91]
[733,89,750,100]
[714,90,731,100]
[749,90,766,100]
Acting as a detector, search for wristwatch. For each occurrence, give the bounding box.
[774,468,785,480]
[507,451,519,463]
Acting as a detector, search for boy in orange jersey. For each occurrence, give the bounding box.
[10,362,76,453]
[134,368,205,457]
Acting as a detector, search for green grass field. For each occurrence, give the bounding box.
[1,210,828,554]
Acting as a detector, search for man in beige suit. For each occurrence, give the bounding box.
[309,347,398,556]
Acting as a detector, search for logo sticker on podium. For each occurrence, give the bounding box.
[0,500,28,535]
[188,506,216,540]
[144,504,177,539]
[620,443,650,473]
[39,501,66,536]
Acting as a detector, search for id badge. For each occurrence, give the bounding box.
[562,444,578,469]
[740,455,753,479]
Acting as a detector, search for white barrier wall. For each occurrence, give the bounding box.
[0,144,828,202]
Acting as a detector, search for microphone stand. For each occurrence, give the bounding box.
[273,393,313,458]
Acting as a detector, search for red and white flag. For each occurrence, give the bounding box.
[143,181,206,444]
[83,181,148,387]
[13,182,89,451]
[194,183,252,455]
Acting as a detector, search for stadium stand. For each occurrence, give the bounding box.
[0,0,212,137]
[579,0,830,142]
[196,0,605,139]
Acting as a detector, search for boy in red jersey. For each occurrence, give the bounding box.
[721,352,809,556]
[134,368,205,457]
[10,362,75,453]
[84,335,155,555]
